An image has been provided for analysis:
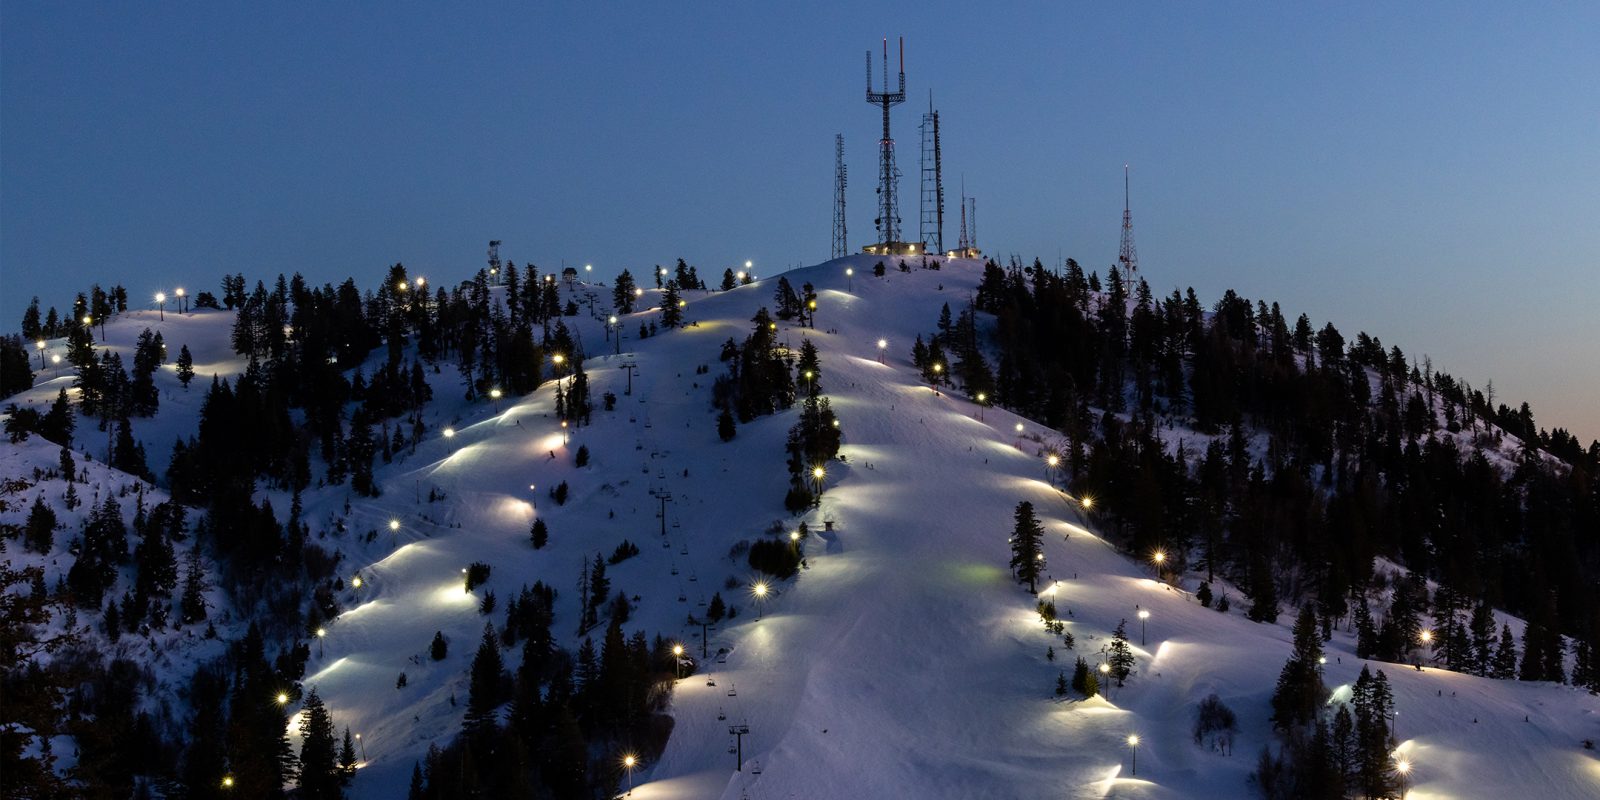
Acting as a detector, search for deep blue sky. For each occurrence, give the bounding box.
[4,3,1597,440]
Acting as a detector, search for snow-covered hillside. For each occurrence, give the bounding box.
[6,256,1598,798]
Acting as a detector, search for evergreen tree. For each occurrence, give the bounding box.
[530,518,549,549]
[179,545,208,624]
[296,689,343,800]
[1071,656,1091,696]
[1008,501,1044,593]
[717,408,737,442]
[339,727,358,777]
[24,495,56,554]
[660,281,683,328]
[1108,620,1135,686]
[1492,623,1518,679]
[1270,605,1327,731]
[465,623,506,738]
[176,344,195,388]
[430,631,448,661]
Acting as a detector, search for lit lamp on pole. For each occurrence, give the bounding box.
[221,775,234,790]
[35,339,46,369]
[1137,608,1150,645]
[622,754,637,795]
[174,287,186,313]
[155,292,166,321]
[1127,734,1140,775]
[877,338,887,364]
[1014,422,1024,448]
[355,732,366,761]
[1152,549,1166,579]
[672,643,685,679]
[1046,453,1060,484]
[561,419,569,444]
[490,387,503,412]
[1099,662,1111,694]
[845,266,854,292]
[811,465,826,500]
[975,391,987,420]
[752,580,770,619]
[1394,756,1411,795]
[316,626,326,657]
[388,519,400,534]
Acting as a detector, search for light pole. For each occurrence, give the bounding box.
[316,626,326,657]
[355,733,366,761]
[930,363,943,395]
[811,465,825,501]
[1015,422,1025,448]
[155,292,166,321]
[1394,756,1410,796]
[1127,734,1140,775]
[877,338,887,364]
[672,643,685,679]
[51,354,61,377]
[388,519,400,534]
[752,581,769,619]
[622,754,637,796]
[1046,454,1060,485]
[1099,662,1111,696]
[846,266,854,292]
[975,391,987,421]
[35,340,46,369]
[1138,608,1150,646]
[1152,549,1166,580]
[490,387,503,412]
[561,419,569,445]
[175,287,186,313]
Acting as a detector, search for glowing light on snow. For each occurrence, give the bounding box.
[222,775,234,788]
[275,692,290,705]
[351,576,363,588]
[432,582,477,607]
[388,519,400,532]
[443,427,456,438]
[1126,734,1140,746]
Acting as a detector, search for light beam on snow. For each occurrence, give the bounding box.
[432,582,477,607]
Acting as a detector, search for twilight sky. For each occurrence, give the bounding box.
[3,2,1596,441]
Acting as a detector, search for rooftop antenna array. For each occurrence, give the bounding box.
[1118,164,1139,275]
[867,37,907,246]
[832,134,848,259]
[919,92,944,255]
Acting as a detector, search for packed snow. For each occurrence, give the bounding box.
[5,255,1597,798]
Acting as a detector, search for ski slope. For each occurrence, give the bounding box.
[6,256,1598,798]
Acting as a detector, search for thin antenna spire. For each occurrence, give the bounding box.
[1118,163,1139,275]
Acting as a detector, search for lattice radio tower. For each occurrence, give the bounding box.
[866,37,907,246]
[487,240,502,284]
[919,92,944,255]
[832,134,848,259]
[1118,164,1139,276]
[956,178,969,251]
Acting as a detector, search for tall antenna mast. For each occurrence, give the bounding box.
[487,240,503,284]
[956,177,969,251]
[968,196,977,252]
[919,91,944,256]
[1118,164,1139,276]
[866,37,908,250]
[832,134,848,259]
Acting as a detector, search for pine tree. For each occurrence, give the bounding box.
[530,518,549,549]
[717,408,737,441]
[296,689,343,800]
[660,281,683,328]
[430,631,448,661]
[339,727,357,777]
[24,495,56,554]
[1055,671,1068,697]
[179,545,208,624]
[464,623,506,738]
[1008,501,1044,593]
[1071,656,1090,695]
[1493,623,1518,679]
[1270,605,1327,731]
[1108,620,1135,686]
[176,345,195,387]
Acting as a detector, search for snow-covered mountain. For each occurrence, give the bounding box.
[5,255,1597,798]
